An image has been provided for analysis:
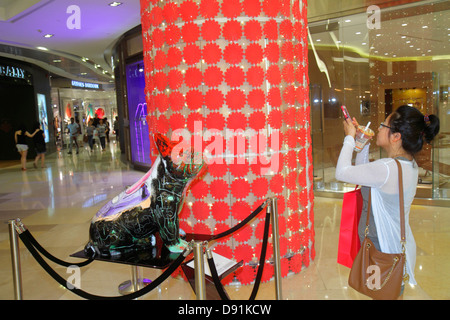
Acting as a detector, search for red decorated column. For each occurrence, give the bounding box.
[140,0,314,285]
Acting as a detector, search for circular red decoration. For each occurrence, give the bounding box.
[289,233,301,251]
[187,112,204,132]
[179,218,193,233]
[169,91,185,111]
[204,89,224,110]
[244,19,262,41]
[269,109,283,129]
[208,162,228,178]
[231,201,251,221]
[281,41,294,61]
[200,0,220,19]
[270,174,283,194]
[168,69,183,90]
[227,112,247,130]
[255,220,273,240]
[193,222,211,235]
[248,111,266,130]
[155,93,169,112]
[243,0,261,17]
[154,50,167,70]
[192,201,210,220]
[224,43,243,65]
[169,113,185,131]
[204,66,223,87]
[266,64,281,85]
[231,179,250,199]
[163,2,179,24]
[262,0,280,17]
[185,90,204,111]
[229,162,249,178]
[167,47,182,67]
[280,0,290,17]
[209,180,229,199]
[202,43,222,65]
[153,71,167,91]
[263,19,278,40]
[283,107,296,127]
[225,66,245,87]
[150,6,163,27]
[261,263,274,283]
[211,201,230,222]
[246,66,264,87]
[226,89,246,111]
[190,180,209,198]
[282,63,294,83]
[183,44,201,65]
[286,171,297,190]
[222,20,242,41]
[265,42,280,63]
[152,28,165,48]
[184,67,202,88]
[283,85,296,105]
[233,224,252,243]
[156,114,169,132]
[268,87,281,107]
[201,19,221,42]
[213,244,233,258]
[234,244,254,263]
[280,19,293,39]
[245,43,263,65]
[289,253,302,273]
[235,265,255,285]
[247,89,265,110]
[221,0,241,18]
[252,177,269,198]
[205,112,225,131]
[286,150,297,169]
[182,21,200,43]
[165,24,181,45]
[179,0,198,22]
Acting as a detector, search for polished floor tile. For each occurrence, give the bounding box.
[0,140,448,300]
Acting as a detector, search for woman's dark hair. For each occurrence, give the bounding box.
[388,105,440,155]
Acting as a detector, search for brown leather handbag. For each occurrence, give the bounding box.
[348,159,409,300]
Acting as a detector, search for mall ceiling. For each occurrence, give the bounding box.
[0,0,141,84]
[0,0,448,85]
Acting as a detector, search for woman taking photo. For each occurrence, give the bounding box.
[335,105,439,299]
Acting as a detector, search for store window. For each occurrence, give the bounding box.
[308,0,449,200]
[126,60,151,167]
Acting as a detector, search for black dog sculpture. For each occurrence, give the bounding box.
[84,133,206,257]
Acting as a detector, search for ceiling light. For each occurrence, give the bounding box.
[402,23,408,26]
[36,46,48,51]
[344,19,351,23]
[53,59,61,63]
[109,2,122,6]
[422,25,428,29]
[355,32,361,35]
[44,34,54,38]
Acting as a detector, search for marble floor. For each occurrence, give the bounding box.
[0,140,449,300]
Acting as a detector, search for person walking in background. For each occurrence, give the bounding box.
[14,123,37,171]
[86,119,95,153]
[67,117,80,155]
[113,116,119,142]
[104,117,110,143]
[32,121,46,168]
[335,105,439,299]
[97,118,107,151]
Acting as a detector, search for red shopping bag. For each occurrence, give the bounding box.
[337,187,363,268]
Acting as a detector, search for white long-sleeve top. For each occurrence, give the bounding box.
[336,135,417,285]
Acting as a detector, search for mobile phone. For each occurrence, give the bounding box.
[341,105,351,120]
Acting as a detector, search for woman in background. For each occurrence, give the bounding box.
[14,124,37,171]
[32,122,46,168]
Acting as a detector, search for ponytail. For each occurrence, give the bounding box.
[389,105,440,155]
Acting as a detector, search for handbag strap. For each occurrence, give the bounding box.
[365,159,406,243]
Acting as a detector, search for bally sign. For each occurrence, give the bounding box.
[0,64,26,79]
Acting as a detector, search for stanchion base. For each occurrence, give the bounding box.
[118,278,152,295]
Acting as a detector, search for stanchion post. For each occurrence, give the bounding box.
[8,220,23,300]
[193,241,206,300]
[270,198,283,300]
